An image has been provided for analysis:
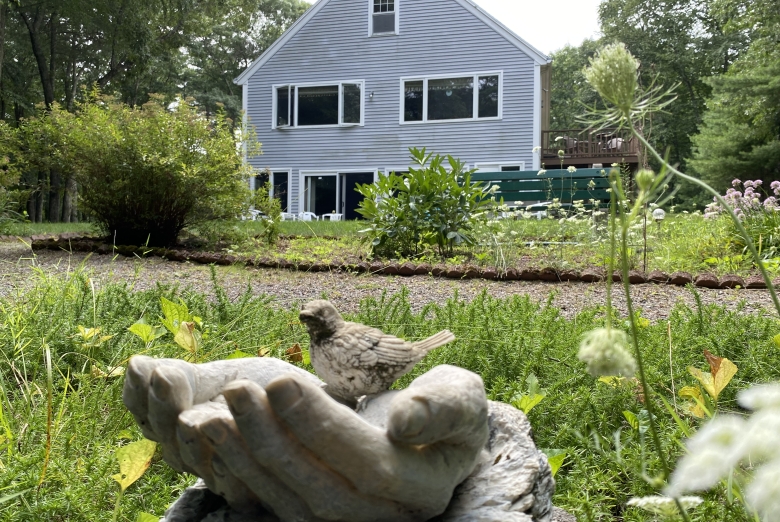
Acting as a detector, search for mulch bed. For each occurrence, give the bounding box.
[10,233,769,290]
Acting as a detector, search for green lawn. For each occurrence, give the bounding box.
[0,266,777,521]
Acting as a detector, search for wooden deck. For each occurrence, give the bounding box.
[541,128,639,167]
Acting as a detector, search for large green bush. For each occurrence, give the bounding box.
[19,93,253,246]
[356,148,495,257]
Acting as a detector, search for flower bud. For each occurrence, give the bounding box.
[578,327,636,377]
[635,169,655,192]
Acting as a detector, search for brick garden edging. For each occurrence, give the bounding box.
[7,233,769,290]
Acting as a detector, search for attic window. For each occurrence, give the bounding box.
[371,0,396,35]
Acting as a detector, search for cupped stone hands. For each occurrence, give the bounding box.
[122,355,489,522]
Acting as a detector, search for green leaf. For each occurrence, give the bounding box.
[136,513,158,522]
[541,449,567,477]
[772,333,780,349]
[128,321,166,344]
[160,297,191,335]
[112,439,157,492]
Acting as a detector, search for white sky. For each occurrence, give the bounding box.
[302,0,603,55]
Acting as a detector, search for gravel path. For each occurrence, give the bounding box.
[0,241,776,321]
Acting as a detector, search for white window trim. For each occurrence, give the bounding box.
[299,169,379,214]
[474,162,526,172]
[269,169,292,212]
[398,71,503,125]
[272,80,366,129]
[368,0,399,36]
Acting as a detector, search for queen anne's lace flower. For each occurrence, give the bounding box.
[746,459,780,521]
[627,495,703,517]
[667,382,780,520]
[577,328,636,377]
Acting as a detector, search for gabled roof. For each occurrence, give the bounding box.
[234,0,550,86]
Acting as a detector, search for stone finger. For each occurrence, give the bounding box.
[223,379,416,521]
[199,415,320,521]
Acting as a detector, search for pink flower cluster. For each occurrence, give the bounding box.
[705,179,780,219]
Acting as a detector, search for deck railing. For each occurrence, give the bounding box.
[541,128,639,162]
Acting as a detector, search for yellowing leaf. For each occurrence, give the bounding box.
[224,350,253,360]
[136,513,158,522]
[513,394,546,414]
[257,347,270,357]
[688,351,738,401]
[773,333,780,349]
[112,439,157,492]
[598,376,627,387]
[679,386,707,418]
[173,322,197,354]
[623,410,639,430]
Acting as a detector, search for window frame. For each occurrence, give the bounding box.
[368,0,399,36]
[272,80,365,129]
[398,71,503,125]
[474,162,526,172]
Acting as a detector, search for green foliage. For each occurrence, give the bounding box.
[1,261,780,519]
[690,57,780,192]
[356,148,495,258]
[15,93,253,246]
[548,40,604,129]
[249,179,283,245]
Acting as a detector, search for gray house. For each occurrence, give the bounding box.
[234,0,550,219]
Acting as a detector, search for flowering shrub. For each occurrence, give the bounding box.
[704,179,780,254]
[704,179,780,219]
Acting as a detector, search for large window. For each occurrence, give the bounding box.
[370,0,397,35]
[401,72,502,123]
[274,81,364,128]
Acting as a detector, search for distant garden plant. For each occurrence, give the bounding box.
[14,91,253,247]
[705,179,780,257]
[356,147,496,258]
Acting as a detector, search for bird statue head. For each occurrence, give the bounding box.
[299,300,345,338]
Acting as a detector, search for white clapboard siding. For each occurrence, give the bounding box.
[242,0,543,213]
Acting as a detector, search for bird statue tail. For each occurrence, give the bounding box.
[413,329,455,353]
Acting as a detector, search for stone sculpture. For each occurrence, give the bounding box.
[122,301,556,521]
[299,299,455,404]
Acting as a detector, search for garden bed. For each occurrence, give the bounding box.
[19,233,772,290]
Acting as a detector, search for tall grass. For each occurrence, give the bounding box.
[0,265,777,520]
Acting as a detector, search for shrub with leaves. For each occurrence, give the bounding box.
[24,92,253,246]
[356,148,495,257]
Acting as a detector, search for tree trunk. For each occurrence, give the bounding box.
[17,7,55,107]
[0,4,7,103]
[61,176,77,222]
[35,171,45,223]
[48,168,61,222]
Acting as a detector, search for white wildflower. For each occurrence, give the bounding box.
[537,169,547,176]
[665,415,746,496]
[746,459,780,522]
[738,383,780,411]
[627,495,703,517]
[532,146,542,153]
[567,166,577,173]
[577,328,637,378]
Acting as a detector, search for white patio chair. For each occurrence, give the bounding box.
[298,212,319,221]
[320,213,343,221]
[281,212,296,221]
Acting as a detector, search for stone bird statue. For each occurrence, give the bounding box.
[299,300,455,403]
